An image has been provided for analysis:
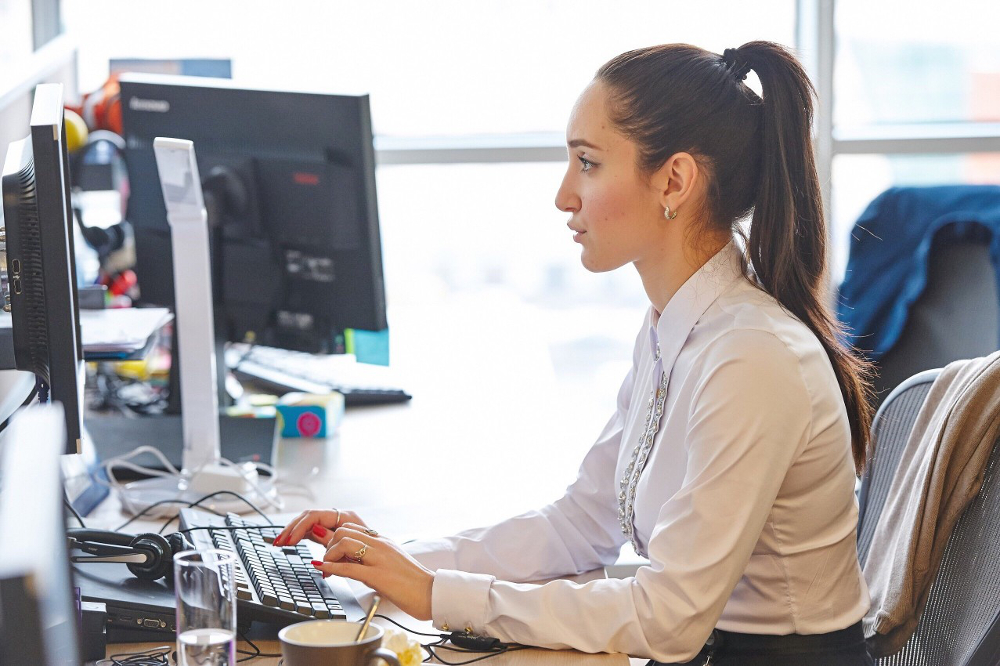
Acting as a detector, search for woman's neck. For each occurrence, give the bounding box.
[636,232,731,314]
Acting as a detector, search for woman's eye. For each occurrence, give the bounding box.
[578,156,595,172]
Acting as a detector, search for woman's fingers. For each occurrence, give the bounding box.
[323,535,373,565]
[274,509,341,546]
[311,558,369,585]
[310,531,434,620]
[336,510,369,529]
[272,509,372,547]
[340,522,382,539]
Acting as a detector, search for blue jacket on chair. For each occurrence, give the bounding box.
[837,185,1000,361]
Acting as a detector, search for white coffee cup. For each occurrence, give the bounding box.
[279,620,401,666]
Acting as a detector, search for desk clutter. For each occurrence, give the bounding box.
[276,392,345,438]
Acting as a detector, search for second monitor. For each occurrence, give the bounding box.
[119,73,387,355]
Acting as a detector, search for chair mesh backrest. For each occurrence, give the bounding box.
[877,437,1000,666]
[857,377,936,566]
[857,370,1000,665]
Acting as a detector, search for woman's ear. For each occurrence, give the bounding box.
[653,152,701,214]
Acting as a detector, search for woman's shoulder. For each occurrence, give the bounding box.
[693,277,828,372]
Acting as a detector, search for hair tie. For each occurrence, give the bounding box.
[722,48,752,82]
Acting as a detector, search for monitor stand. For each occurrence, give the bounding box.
[62,426,110,516]
[116,138,276,517]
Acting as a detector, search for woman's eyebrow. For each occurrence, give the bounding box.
[568,139,603,151]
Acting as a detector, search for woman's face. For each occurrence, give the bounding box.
[554,81,666,273]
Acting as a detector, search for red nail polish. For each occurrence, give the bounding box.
[311,560,323,567]
[273,536,285,546]
[312,525,327,538]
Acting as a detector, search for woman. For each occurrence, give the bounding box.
[274,41,875,665]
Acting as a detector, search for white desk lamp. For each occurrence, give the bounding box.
[115,138,277,515]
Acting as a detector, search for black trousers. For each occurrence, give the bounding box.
[648,621,874,666]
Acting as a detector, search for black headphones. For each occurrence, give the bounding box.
[67,528,194,582]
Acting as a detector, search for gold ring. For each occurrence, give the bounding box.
[353,544,368,563]
[363,527,379,537]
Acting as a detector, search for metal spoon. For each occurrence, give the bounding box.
[355,595,380,642]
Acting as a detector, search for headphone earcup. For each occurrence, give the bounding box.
[126,533,173,581]
[162,532,195,582]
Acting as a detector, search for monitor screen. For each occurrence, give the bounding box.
[0,405,82,666]
[119,74,387,354]
[0,83,86,454]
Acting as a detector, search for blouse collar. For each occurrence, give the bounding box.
[647,240,745,372]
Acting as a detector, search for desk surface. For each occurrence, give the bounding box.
[89,297,646,665]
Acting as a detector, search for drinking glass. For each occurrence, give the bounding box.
[174,549,237,666]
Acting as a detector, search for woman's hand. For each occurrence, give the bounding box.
[310,523,435,621]
[272,508,368,547]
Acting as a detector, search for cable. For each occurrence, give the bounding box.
[0,385,39,434]
[374,613,444,638]
[97,644,172,665]
[102,444,285,516]
[237,631,281,661]
[156,490,273,535]
[174,524,280,537]
[108,490,276,536]
[423,641,527,665]
[212,458,285,511]
[184,489,271,524]
[115,498,224,533]
[64,494,87,528]
[371,615,523,665]
[236,630,259,662]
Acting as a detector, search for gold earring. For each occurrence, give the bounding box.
[664,206,678,220]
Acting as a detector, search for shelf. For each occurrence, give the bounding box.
[0,32,76,111]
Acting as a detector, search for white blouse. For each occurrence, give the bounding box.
[405,240,870,663]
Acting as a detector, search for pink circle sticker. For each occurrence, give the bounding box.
[296,412,322,437]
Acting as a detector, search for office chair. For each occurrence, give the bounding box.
[856,368,1000,665]
[872,237,999,408]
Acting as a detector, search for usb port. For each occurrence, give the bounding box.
[11,259,19,274]
[12,278,21,294]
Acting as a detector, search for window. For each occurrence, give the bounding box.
[62,1,796,445]
[826,0,1000,281]
[835,0,1000,127]
[65,1,796,137]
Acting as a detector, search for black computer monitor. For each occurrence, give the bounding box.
[119,73,387,354]
[1,83,85,454]
[0,405,82,666]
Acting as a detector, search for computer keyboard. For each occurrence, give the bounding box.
[180,509,347,626]
[228,345,412,407]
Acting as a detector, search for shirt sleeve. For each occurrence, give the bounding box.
[404,324,645,582]
[429,330,814,662]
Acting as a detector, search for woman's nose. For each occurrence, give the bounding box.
[554,173,579,213]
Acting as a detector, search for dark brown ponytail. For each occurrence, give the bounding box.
[597,41,875,474]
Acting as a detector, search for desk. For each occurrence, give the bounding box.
[98,579,632,665]
[88,297,646,664]
[90,441,634,665]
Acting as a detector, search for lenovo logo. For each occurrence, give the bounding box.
[128,97,170,113]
